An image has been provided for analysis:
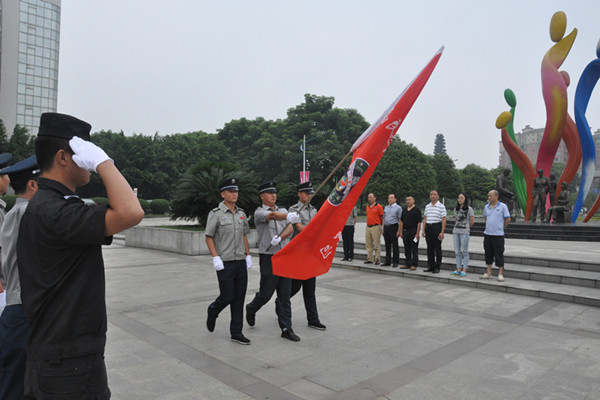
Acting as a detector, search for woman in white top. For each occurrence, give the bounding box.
[451,192,475,277]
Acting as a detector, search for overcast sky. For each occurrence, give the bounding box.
[57,0,600,169]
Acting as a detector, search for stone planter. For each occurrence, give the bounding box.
[124,226,257,255]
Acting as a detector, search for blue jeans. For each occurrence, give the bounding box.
[453,233,470,270]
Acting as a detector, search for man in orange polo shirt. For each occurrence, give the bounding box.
[365,193,384,265]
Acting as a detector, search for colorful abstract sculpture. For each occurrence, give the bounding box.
[503,89,527,214]
[536,11,577,177]
[574,39,600,223]
[496,111,535,220]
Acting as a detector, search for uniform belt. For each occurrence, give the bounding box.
[367,224,380,227]
[426,222,442,225]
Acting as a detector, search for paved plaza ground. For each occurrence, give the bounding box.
[103,219,600,399]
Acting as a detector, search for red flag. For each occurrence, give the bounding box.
[272,47,444,280]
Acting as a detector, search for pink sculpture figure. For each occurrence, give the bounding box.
[536,11,577,177]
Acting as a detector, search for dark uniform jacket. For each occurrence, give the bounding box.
[17,178,112,359]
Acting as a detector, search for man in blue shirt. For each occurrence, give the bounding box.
[480,190,511,282]
[382,194,402,267]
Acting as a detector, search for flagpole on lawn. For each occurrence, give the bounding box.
[267,149,354,250]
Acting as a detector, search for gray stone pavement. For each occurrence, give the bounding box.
[104,219,600,399]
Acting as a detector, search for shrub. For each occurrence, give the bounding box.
[150,199,170,214]
[139,198,150,211]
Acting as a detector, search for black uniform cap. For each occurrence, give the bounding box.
[297,181,314,193]
[258,181,277,193]
[38,112,92,141]
[0,153,12,172]
[219,177,239,192]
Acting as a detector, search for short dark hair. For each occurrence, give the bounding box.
[10,172,38,195]
[35,136,73,172]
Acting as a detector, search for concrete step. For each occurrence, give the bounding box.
[330,258,600,307]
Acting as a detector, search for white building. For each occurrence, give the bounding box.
[0,0,61,135]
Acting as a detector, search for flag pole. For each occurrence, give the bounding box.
[267,149,353,249]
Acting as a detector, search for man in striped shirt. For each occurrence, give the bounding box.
[421,190,446,273]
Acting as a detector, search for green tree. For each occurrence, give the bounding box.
[170,162,260,225]
[460,164,496,203]
[430,153,463,201]
[433,133,446,155]
[0,119,10,153]
[364,138,436,207]
[8,125,35,161]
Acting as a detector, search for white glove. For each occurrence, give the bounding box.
[271,235,282,246]
[246,255,253,269]
[69,136,113,173]
[286,212,300,224]
[212,256,224,271]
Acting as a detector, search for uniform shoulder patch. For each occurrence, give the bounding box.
[211,207,220,212]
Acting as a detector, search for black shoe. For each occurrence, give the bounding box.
[341,258,348,261]
[392,263,398,268]
[281,328,301,342]
[308,321,327,330]
[364,260,373,264]
[348,258,353,261]
[206,313,216,332]
[423,268,434,272]
[374,260,380,265]
[381,263,391,266]
[231,334,251,345]
[432,268,440,274]
[246,305,255,327]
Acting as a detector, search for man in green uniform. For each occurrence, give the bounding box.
[205,178,252,345]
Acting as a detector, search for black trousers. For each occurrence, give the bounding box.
[290,278,319,324]
[383,225,399,263]
[208,260,248,335]
[342,225,355,259]
[246,254,292,330]
[24,352,110,399]
[483,234,505,267]
[425,222,442,269]
[402,228,419,267]
[0,304,29,400]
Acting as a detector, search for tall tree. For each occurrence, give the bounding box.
[364,137,437,207]
[8,125,35,161]
[430,153,463,201]
[0,119,10,153]
[460,164,496,203]
[433,133,447,155]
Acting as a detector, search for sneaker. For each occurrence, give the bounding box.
[281,329,301,342]
[206,313,216,332]
[341,258,347,261]
[497,274,504,282]
[308,321,327,330]
[348,258,353,261]
[450,270,459,276]
[480,273,491,279]
[459,271,467,277]
[231,334,251,345]
[245,305,255,327]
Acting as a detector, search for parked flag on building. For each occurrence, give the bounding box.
[272,47,444,280]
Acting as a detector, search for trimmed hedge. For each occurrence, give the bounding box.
[150,199,170,214]
[139,198,150,211]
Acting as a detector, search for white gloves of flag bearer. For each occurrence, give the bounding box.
[246,255,253,269]
[286,212,300,224]
[69,136,113,173]
[271,235,282,246]
[212,256,224,271]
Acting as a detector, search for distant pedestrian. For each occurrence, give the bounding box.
[341,206,358,261]
[421,190,446,274]
[399,195,422,270]
[364,193,384,265]
[205,178,252,345]
[382,194,402,267]
[480,190,511,282]
[451,192,474,277]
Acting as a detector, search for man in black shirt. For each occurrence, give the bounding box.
[18,113,144,399]
[399,195,422,271]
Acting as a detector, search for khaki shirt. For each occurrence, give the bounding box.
[205,201,250,261]
[289,201,317,238]
[254,204,290,254]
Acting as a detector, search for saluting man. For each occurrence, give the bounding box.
[278,182,326,330]
[205,178,253,345]
[245,181,301,342]
[0,156,39,400]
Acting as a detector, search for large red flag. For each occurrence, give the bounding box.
[272,47,444,280]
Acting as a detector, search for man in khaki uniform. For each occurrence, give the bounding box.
[205,178,252,345]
